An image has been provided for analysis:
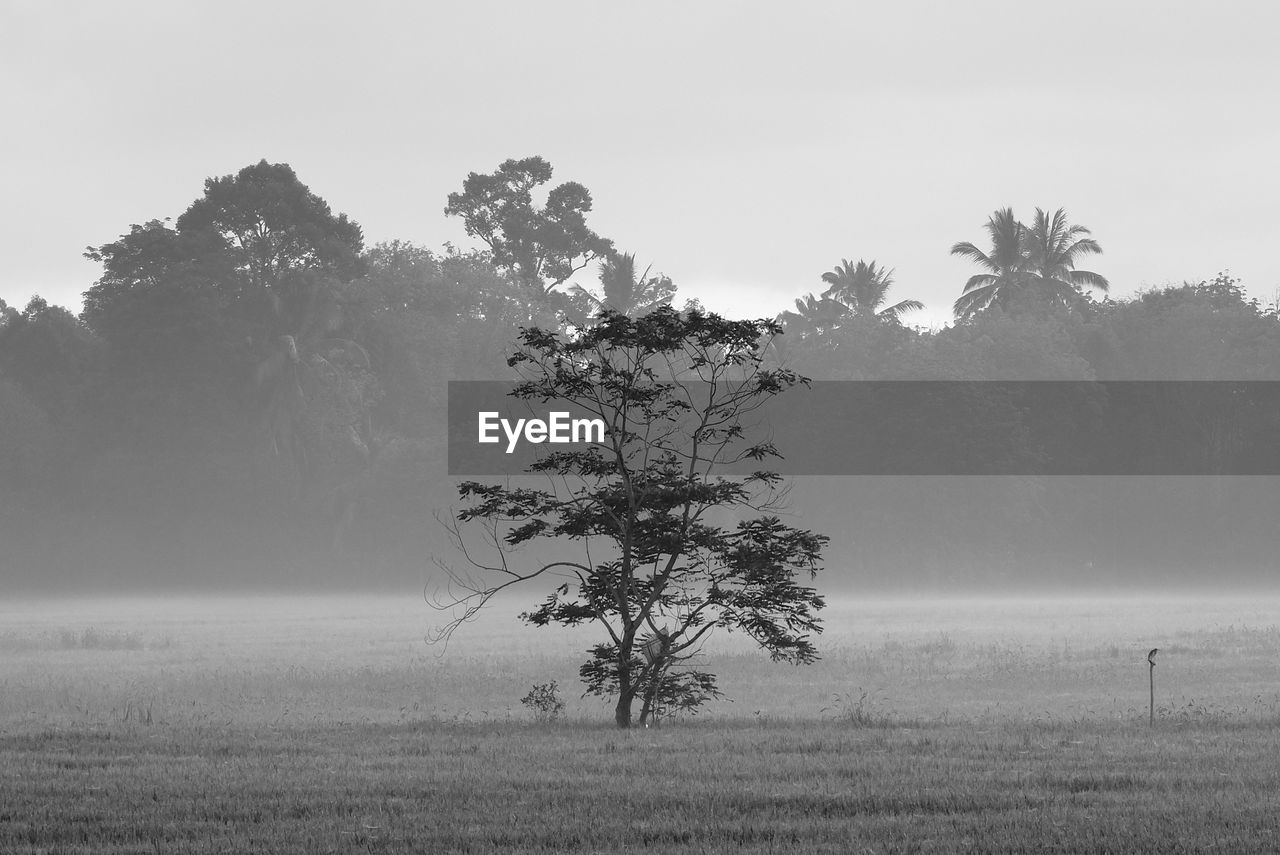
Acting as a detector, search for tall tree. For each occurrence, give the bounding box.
[820,259,923,321]
[434,307,827,728]
[176,159,365,288]
[444,156,613,294]
[1023,208,1110,306]
[951,208,1108,317]
[82,163,373,495]
[950,207,1029,317]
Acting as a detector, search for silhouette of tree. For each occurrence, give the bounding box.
[820,259,922,321]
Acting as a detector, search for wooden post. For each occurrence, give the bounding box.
[1147,648,1159,727]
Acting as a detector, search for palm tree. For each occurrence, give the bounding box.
[777,293,849,339]
[820,259,923,321]
[250,277,377,493]
[569,251,675,319]
[951,207,1109,317]
[950,208,1028,316]
[1023,207,1110,304]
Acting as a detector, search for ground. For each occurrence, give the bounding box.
[2,591,1278,852]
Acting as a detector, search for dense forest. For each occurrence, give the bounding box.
[2,158,1278,591]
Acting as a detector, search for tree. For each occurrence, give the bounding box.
[951,207,1108,317]
[1022,208,1109,306]
[820,259,923,321]
[433,307,827,728]
[176,159,365,288]
[82,163,370,454]
[0,296,99,424]
[247,273,380,497]
[444,156,613,294]
[1099,272,1280,379]
[777,293,849,341]
[568,251,676,320]
[950,207,1029,317]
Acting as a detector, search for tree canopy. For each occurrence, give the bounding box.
[444,156,613,294]
[952,207,1109,317]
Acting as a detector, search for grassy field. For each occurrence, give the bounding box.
[2,592,1280,852]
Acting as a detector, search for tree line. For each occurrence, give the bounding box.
[1,157,1278,590]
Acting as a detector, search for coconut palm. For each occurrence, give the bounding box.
[820,259,923,321]
[1023,207,1110,304]
[950,208,1029,317]
[777,293,849,339]
[952,207,1109,317]
[250,277,376,491]
[569,251,676,319]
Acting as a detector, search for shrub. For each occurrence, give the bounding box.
[521,681,566,722]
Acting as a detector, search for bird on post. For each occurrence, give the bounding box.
[1148,648,1159,665]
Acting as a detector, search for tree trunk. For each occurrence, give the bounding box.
[614,657,637,728]
[614,688,635,728]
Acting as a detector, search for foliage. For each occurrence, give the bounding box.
[777,293,849,341]
[0,376,54,492]
[519,681,566,721]
[444,155,613,294]
[436,306,827,728]
[176,159,365,287]
[951,207,1108,317]
[0,296,99,423]
[778,258,922,345]
[820,258,923,320]
[4,153,1280,590]
[567,251,676,320]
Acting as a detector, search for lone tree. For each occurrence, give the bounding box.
[433,306,828,728]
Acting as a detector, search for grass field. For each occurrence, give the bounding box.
[2,592,1280,852]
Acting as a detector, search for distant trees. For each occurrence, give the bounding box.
[82,162,370,456]
[568,251,676,319]
[0,296,98,424]
[3,153,1280,591]
[1100,272,1280,379]
[951,207,1108,317]
[778,294,849,343]
[820,259,923,321]
[176,159,366,287]
[444,156,613,295]
[779,258,921,348]
[84,160,365,338]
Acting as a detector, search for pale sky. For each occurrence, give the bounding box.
[3,1,1278,328]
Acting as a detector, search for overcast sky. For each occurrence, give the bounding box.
[2,1,1278,328]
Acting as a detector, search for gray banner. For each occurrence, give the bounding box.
[448,381,1280,476]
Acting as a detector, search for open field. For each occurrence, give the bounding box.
[3,593,1280,852]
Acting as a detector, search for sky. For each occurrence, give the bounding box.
[2,1,1278,329]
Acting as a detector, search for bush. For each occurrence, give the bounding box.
[521,681,565,722]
